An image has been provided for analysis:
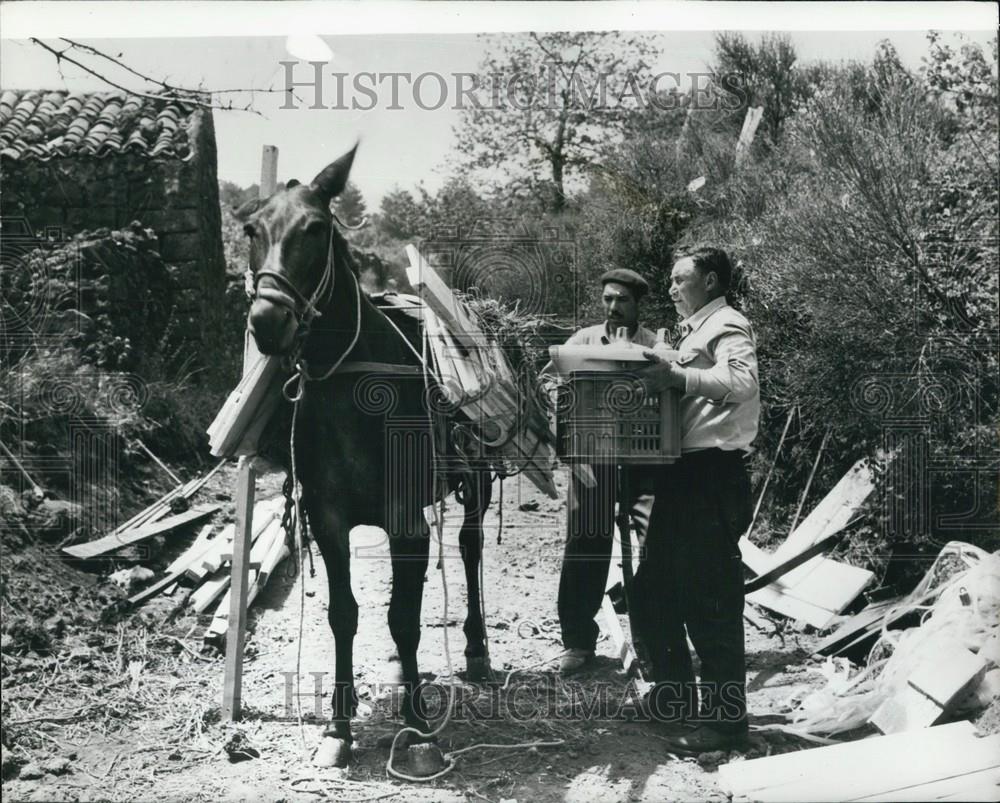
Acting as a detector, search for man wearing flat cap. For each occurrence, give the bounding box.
[550,267,658,674]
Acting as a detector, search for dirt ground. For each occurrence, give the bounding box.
[3,463,852,803]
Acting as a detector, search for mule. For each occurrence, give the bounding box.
[237,147,495,769]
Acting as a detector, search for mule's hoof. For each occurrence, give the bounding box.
[409,743,446,777]
[466,656,492,682]
[314,736,351,768]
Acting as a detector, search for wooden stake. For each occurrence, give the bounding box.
[222,144,277,721]
[222,456,256,720]
[135,438,182,485]
[789,428,830,536]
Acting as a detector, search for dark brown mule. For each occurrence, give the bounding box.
[237,147,493,769]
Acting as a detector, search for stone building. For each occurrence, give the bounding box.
[0,89,226,360]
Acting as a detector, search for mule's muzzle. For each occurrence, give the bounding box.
[248,298,298,355]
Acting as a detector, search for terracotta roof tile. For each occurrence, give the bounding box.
[0,89,198,161]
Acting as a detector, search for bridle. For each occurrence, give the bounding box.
[244,222,338,337]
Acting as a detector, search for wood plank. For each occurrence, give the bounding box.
[208,353,284,458]
[814,597,903,656]
[207,542,288,642]
[869,684,945,734]
[63,505,220,558]
[192,496,282,580]
[222,457,255,720]
[746,583,839,630]
[777,559,874,614]
[128,530,225,607]
[257,531,290,586]
[772,458,874,564]
[165,523,215,575]
[220,515,283,564]
[719,722,997,803]
[851,767,1000,802]
[190,568,231,614]
[405,245,484,351]
[871,638,989,734]
[910,647,988,708]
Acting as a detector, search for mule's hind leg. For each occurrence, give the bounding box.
[309,502,358,768]
[458,472,493,680]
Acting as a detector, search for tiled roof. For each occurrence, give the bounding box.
[0,89,199,161]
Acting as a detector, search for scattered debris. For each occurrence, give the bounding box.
[108,566,155,594]
[223,729,260,762]
[741,459,877,629]
[786,542,1000,735]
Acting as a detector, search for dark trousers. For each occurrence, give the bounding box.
[558,464,653,652]
[632,449,751,734]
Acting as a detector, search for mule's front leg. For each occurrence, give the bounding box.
[388,513,432,736]
[310,503,358,768]
[458,472,493,680]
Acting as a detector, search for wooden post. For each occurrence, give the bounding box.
[260,145,278,197]
[222,456,256,720]
[222,145,277,720]
[735,105,764,167]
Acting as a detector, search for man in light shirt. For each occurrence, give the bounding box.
[553,268,659,675]
[637,246,759,754]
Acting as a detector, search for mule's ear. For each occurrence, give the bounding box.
[310,144,358,203]
[285,178,301,189]
[233,198,265,221]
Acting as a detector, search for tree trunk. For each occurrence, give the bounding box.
[551,156,566,213]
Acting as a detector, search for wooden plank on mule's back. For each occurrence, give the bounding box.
[405,245,485,351]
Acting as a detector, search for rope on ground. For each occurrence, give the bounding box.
[384,328,566,780]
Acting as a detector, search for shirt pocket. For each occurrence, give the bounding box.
[676,350,700,367]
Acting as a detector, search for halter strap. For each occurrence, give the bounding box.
[245,224,337,326]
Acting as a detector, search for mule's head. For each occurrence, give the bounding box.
[237,146,356,356]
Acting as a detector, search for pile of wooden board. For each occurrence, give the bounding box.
[405,244,558,499]
[127,495,289,646]
[63,460,227,560]
[207,344,284,458]
[741,459,877,630]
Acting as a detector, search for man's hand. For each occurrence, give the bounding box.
[639,350,685,394]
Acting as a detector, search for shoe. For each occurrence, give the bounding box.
[559,648,595,675]
[663,725,750,756]
[621,684,689,729]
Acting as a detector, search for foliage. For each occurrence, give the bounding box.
[696,35,999,561]
[712,32,810,145]
[453,32,658,212]
[333,180,367,226]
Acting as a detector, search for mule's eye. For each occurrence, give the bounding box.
[243,224,256,239]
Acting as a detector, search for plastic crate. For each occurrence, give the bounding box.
[555,370,681,465]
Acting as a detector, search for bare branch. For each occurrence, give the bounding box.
[28,38,296,116]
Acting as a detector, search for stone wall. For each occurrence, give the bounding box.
[0,111,226,368]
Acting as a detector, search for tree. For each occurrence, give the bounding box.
[378,188,426,241]
[453,32,657,213]
[712,32,810,145]
[333,180,367,226]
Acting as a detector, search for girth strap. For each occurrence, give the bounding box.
[333,361,425,375]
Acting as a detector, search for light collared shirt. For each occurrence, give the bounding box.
[672,296,759,452]
[564,322,659,348]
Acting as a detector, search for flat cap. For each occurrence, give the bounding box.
[600,268,649,299]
